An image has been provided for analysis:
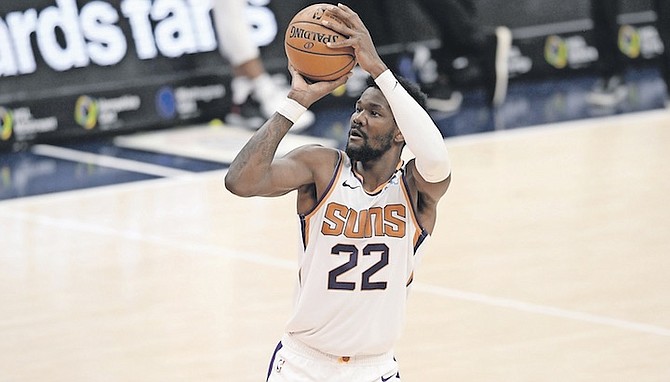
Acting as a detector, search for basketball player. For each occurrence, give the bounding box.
[225,4,451,381]
[212,0,315,131]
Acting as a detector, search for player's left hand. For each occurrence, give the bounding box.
[287,64,351,108]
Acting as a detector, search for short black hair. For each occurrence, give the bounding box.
[365,73,427,110]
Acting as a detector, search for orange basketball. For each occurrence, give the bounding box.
[284,3,356,82]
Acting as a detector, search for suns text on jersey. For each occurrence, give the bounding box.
[321,202,406,238]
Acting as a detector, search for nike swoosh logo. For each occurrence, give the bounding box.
[381,372,400,381]
[342,180,360,189]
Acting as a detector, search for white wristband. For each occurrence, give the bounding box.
[277,97,307,124]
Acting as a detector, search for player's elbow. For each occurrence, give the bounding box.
[224,172,255,197]
[416,156,451,183]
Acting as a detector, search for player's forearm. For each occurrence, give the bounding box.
[374,70,451,183]
[224,113,292,196]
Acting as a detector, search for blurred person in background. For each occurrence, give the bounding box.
[353,0,512,113]
[411,0,512,112]
[212,0,315,131]
[652,0,670,107]
[588,0,670,108]
[586,0,629,107]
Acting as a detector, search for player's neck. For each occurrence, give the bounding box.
[352,156,402,192]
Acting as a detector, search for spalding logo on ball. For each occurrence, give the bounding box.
[284,3,356,82]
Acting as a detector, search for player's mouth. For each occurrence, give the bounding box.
[349,127,365,141]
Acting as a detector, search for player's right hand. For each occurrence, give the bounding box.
[322,4,388,79]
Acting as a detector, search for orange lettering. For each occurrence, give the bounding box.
[368,207,384,237]
[344,209,367,238]
[384,205,406,238]
[321,203,406,238]
[322,202,348,236]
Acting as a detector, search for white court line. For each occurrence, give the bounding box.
[412,284,670,338]
[2,207,669,338]
[31,144,193,178]
[0,168,225,206]
[0,208,295,271]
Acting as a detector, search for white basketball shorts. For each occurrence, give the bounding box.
[266,334,401,382]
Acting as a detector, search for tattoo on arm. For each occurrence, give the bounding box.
[234,114,292,169]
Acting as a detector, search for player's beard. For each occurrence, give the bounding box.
[345,129,394,162]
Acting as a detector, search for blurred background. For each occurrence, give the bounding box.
[0,0,666,194]
[1,2,669,381]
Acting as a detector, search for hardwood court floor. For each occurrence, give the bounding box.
[1,110,669,381]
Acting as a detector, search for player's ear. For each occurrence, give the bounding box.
[394,128,405,144]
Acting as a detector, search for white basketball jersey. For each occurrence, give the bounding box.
[286,151,429,356]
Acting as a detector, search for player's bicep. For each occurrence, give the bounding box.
[257,145,333,197]
[261,154,315,196]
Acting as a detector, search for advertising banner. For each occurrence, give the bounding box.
[0,0,663,151]
[0,0,299,151]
